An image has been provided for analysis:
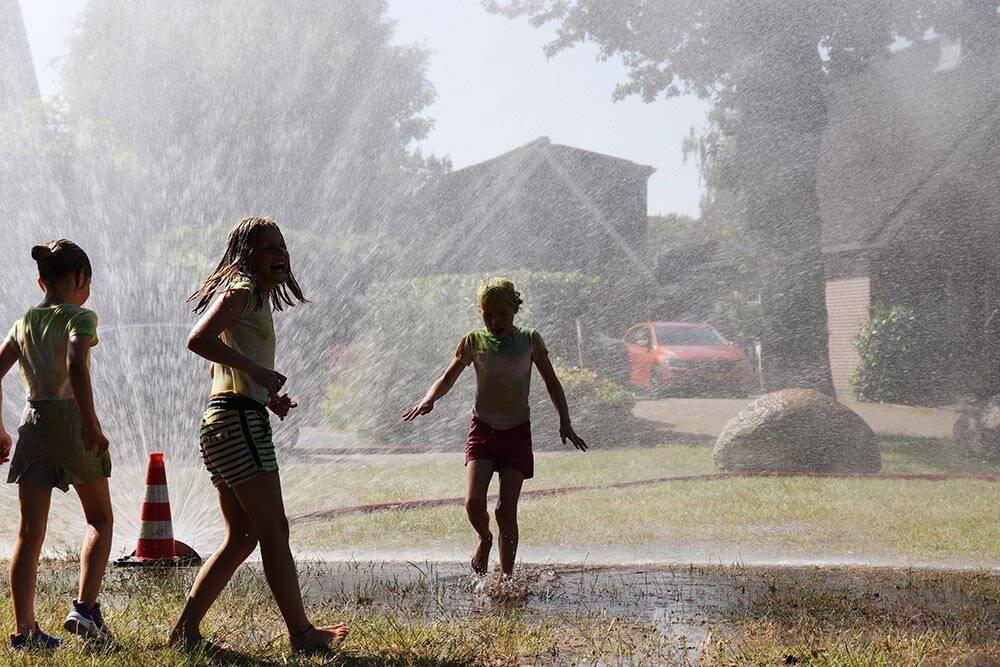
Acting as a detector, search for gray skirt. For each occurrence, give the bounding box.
[6,400,112,492]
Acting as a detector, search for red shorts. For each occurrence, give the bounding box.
[465,417,533,479]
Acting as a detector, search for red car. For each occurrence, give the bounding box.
[623,321,753,396]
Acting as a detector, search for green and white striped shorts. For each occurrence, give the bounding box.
[199,395,278,488]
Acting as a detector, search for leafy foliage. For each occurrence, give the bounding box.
[61,0,445,233]
[850,302,930,404]
[486,0,999,392]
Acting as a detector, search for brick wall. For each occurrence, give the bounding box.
[826,277,871,398]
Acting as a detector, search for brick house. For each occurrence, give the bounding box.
[415,137,656,331]
[819,38,1000,399]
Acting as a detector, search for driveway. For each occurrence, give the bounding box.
[635,397,960,439]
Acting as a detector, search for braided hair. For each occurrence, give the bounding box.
[31,240,92,285]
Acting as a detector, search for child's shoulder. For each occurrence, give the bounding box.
[225,274,258,294]
[21,304,96,322]
[54,304,96,317]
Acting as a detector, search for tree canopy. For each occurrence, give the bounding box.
[486,0,1000,393]
[62,0,445,232]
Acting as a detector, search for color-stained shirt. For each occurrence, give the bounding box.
[457,327,547,430]
[210,277,276,406]
[4,305,99,401]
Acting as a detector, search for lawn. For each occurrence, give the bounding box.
[284,438,998,566]
[1,436,997,566]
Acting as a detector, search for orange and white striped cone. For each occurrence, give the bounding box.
[135,452,176,561]
[115,452,201,568]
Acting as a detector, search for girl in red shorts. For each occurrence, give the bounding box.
[403,278,588,576]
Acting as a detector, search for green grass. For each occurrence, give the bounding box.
[293,477,999,564]
[2,437,997,564]
[285,439,998,564]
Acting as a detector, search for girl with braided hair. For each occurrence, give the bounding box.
[0,240,114,649]
[170,217,347,653]
[403,278,588,577]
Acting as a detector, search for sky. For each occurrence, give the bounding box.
[19,0,708,217]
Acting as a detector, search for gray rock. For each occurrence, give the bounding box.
[713,389,881,473]
[953,397,1000,462]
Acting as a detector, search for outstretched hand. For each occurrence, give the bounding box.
[268,393,297,421]
[560,423,588,451]
[402,398,434,422]
[0,430,11,464]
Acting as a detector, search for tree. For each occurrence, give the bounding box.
[486,0,999,394]
[61,0,444,235]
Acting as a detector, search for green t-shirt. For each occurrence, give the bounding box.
[4,305,99,401]
[210,277,276,406]
[457,327,547,429]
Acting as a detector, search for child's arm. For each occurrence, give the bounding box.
[402,356,469,421]
[68,335,109,454]
[533,336,588,452]
[0,339,19,464]
[188,288,286,396]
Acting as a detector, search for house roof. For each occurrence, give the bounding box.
[443,136,656,183]
[416,136,659,279]
[818,39,1000,253]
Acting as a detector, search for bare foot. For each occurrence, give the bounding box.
[168,625,227,655]
[471,534,493,575]
[290,624,348,652]
[168,624,201,650]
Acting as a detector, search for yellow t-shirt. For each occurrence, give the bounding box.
[4,305,99,401]
[210,277,276,406]
[458,327,547,429]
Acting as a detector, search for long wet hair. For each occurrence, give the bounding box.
[476,277,523,313]
[31,239,92,286]
[188,217,306,314]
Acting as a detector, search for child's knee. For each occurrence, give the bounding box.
[16,520,47,544]
[229,529,258,555]
[254,515,289,543]
[465,497,488,517]
[86,514,113,534]
[494,503,517,527]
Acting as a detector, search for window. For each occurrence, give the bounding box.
[655,325,726,346]
[626,327,651,347]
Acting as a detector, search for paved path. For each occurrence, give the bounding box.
[635,398,960,439]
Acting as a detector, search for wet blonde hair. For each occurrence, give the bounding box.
[476,278,523,312]
[188,217,306,314]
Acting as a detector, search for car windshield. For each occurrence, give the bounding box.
[655,325,726,347]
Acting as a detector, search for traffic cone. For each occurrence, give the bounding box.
[136,452,176,560]
[115,452,201,568]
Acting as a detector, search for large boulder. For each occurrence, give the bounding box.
[953,397,1000,462]
[713,389,881,473]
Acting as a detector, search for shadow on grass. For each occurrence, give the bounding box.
[337,658,472,667]
[721,568,1000,660]
[879,434,1000,474]
[541,415,716,451]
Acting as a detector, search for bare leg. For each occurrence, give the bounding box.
[229,473,347,651]
[494,468,524,576]
[10,483,52,636]
[465,459,495,574]
[169,485,257,648]
[74,478,113,607]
